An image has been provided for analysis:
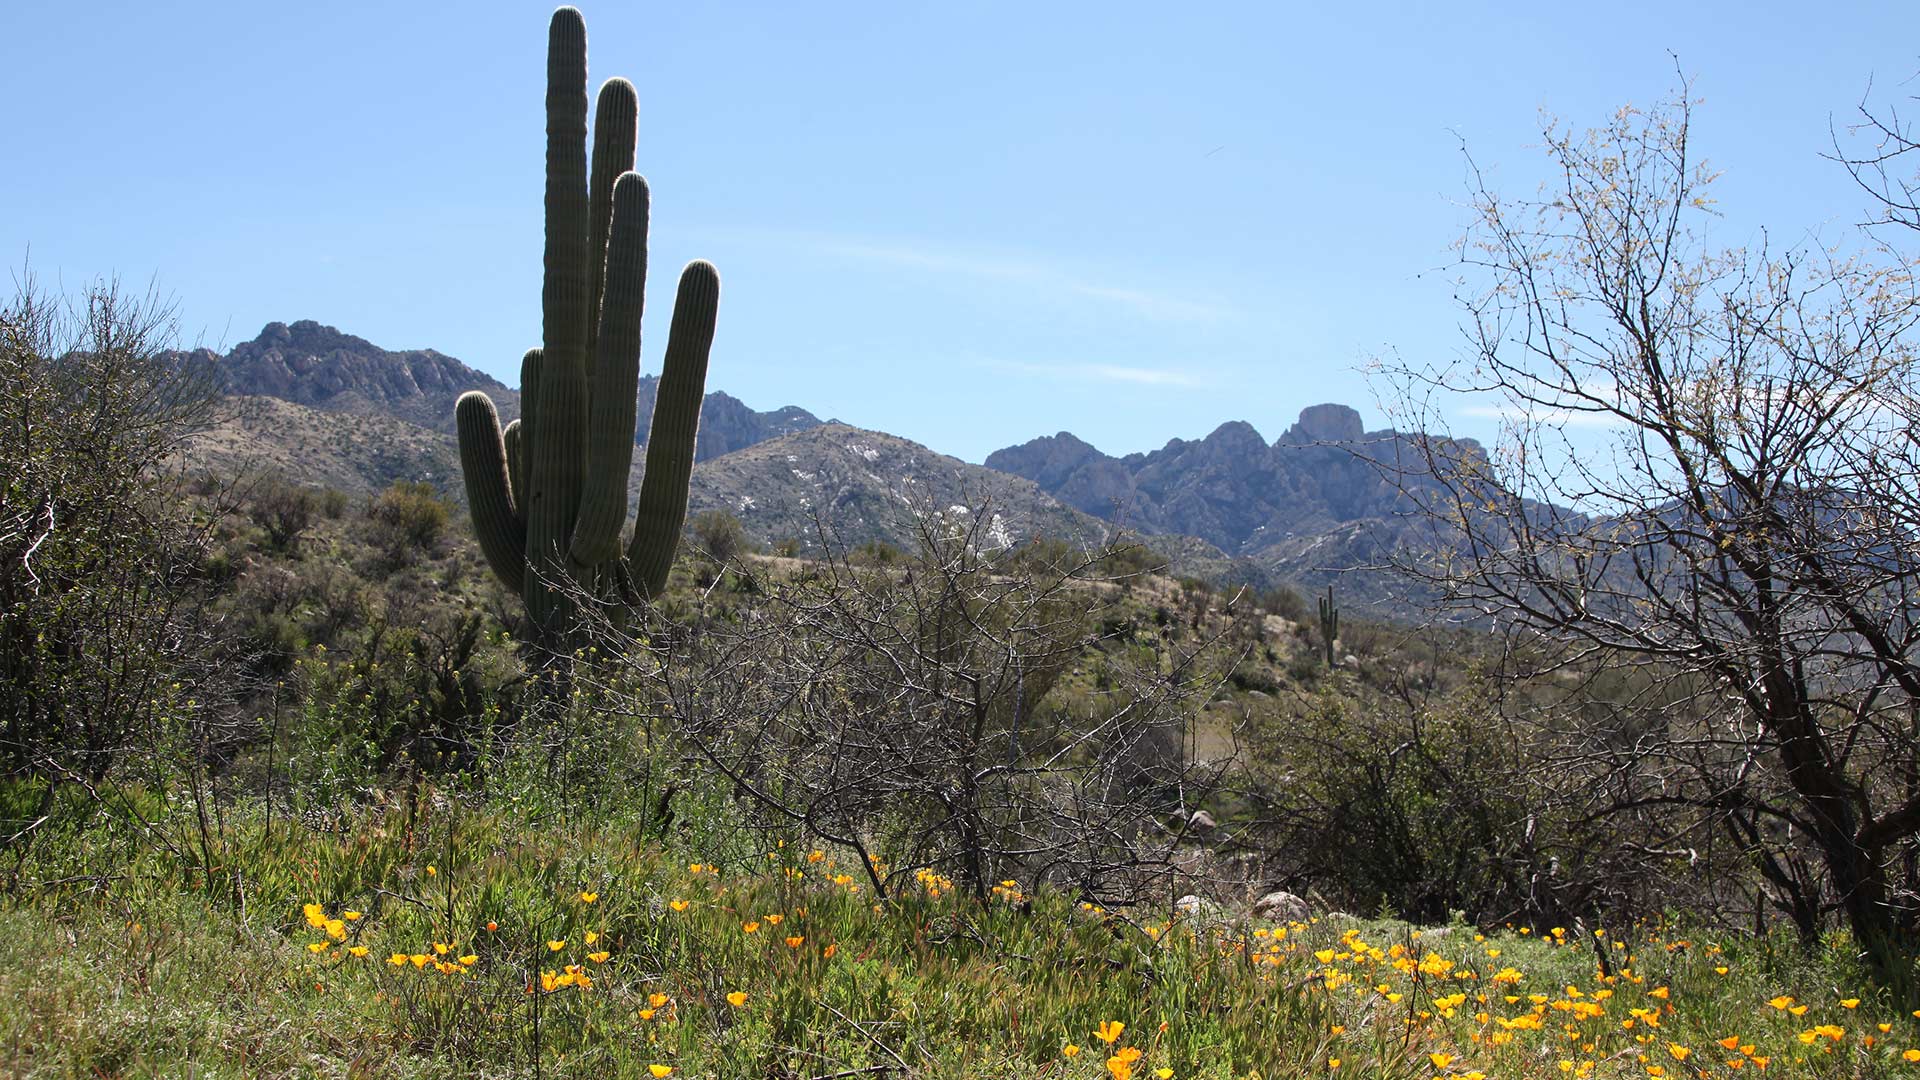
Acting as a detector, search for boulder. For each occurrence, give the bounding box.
[1174,894,1220,918]
[1252,889,1310,922]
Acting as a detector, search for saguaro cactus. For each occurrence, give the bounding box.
[1318,584,1339,668]
[456,7,720,642]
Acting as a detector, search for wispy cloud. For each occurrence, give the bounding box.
[816,239,1232,323]
[1080,363,1206,386]
[988,357,1212,389]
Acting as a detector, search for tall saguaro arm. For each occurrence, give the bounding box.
[453,6,722,643]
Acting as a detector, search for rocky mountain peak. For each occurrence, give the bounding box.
[1279,403,1365,445]
[217,320,507,431]
[248,319,385,357]
[1201,420,1270,455]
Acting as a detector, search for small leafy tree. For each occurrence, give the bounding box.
[689,508,750,568]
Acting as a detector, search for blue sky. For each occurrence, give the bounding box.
[6,1,1917,462]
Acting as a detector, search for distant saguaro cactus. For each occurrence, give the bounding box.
[456,6,720,643]
[1317,584,1339,668]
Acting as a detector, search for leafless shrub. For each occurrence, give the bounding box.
[584,505,1243,906]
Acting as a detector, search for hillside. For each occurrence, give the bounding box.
[184,394,463,495]
[684,422,1113,553]
[184,397,1240,570]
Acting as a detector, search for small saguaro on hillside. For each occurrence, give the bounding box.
[455,6,721,645]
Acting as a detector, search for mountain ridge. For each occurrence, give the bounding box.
[186,320,1483,606]
[207,319,821,462]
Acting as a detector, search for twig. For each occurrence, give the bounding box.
[820,1002,910,1074]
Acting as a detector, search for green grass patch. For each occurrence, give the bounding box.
[0,802,1915,1079]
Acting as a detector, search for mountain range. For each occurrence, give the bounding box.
[985,405,1478,598]
[186,320,1462,604]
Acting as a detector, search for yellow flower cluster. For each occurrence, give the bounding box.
[1157,913,1920,1078]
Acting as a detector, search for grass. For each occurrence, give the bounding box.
[1,797,1916,1079]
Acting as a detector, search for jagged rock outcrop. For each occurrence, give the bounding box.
[985,404,1486,604]
[988,405,1431,554]
[1280,403,1364,445]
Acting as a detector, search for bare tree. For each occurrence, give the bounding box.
[1379,84,1920,986]
[1836,72,1920,238]
[587,507,1241,906]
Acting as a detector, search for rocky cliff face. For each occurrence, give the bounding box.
[218,320,512,432]
[214,321,821,462]
[986,405,1485,599]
